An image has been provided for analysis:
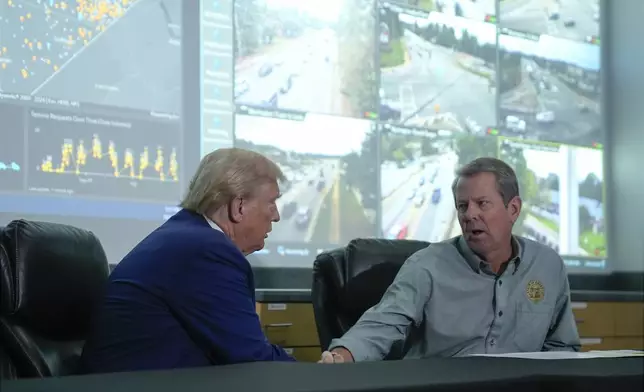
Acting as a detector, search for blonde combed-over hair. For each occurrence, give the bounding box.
[180,148,285,215]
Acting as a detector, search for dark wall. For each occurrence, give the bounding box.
[605,0,644,272]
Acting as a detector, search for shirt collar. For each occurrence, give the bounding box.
[203,215,224,233]
[458,235,522,275]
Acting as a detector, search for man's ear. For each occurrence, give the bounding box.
[229,197,244,223]
[508,196,522,223]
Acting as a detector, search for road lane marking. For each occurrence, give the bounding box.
[31,0,145,95]
[304,161,337,242]
[329,170,341,243]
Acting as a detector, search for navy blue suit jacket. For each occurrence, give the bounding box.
[80,209,294,373]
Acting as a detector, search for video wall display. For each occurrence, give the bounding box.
[0,1,606,268]
[195,0,607,269]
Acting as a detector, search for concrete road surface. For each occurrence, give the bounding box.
[500,0,599,42]
[501,58,600,145]
[381,29,495,129]
[271,160,337,243]
[9,0,182,113]
[235,29,344,116]
[382,153,457,242]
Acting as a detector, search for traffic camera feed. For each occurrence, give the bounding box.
[234,114,378,247]
[0,0,182,114]
[384,0,496,21]
[380,125,459,243]
[380,129,605,259]
[379,8,496,135]
[499,0,600,44]
[497,30,601,147]
[233,0,378,119]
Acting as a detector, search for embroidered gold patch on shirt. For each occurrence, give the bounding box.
[526,280,545,303]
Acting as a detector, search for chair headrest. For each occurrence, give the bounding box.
[0,220,110,339]
[344,238,430,279]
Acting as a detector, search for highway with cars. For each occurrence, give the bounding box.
[1,0,181,114]
[235,29,345,117]
[500,0,599,42]
[380,29,495,132]
[500,57,600,145]
[381,153,457,243]
[271,159,338,244]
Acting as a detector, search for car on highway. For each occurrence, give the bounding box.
[317,180,325,192]
[431,188,441,205]
[258,63,274,77]
[281,201,297,220]
[505,115,526,133]
[294,207,312,230]
[386,224,408,240]
[408,188,417,200]
[379,22,390,46]
[280,74,294,94]
[536,111,555,124]
[414,193,425,207]
[564,18,576,28]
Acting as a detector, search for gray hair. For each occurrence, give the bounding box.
[451,157,520,206]
[180,148,285,214]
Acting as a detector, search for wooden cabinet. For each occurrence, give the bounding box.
[256,302,320,361]
[257,301,644,359]
[572,301,644,351]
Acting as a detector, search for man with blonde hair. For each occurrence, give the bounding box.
[80,148,295,374]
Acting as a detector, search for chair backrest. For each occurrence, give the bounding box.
[0,219,110,379]
[311,238,429,350]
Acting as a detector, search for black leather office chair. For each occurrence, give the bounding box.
[0,219,110,379]
[311,238,430,350]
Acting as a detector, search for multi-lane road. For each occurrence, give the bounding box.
[500,0,599,42]
[270,159,338,243]
[501,58,600,145]
[0,0,181,114]
[381,29,494,131]
[381,153,458,243]
[235,29,346,116]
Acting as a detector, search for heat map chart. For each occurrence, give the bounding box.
[26,108,181,201]
[0,0,182,114]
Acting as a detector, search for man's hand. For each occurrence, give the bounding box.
[317,347,354,363]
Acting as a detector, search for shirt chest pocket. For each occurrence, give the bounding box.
[513,302,554,352]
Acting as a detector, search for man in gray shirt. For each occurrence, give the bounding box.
[320,157,580,363]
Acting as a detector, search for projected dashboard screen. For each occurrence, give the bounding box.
[0,0,185,262]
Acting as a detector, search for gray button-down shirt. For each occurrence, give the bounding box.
[329,236,581,361]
